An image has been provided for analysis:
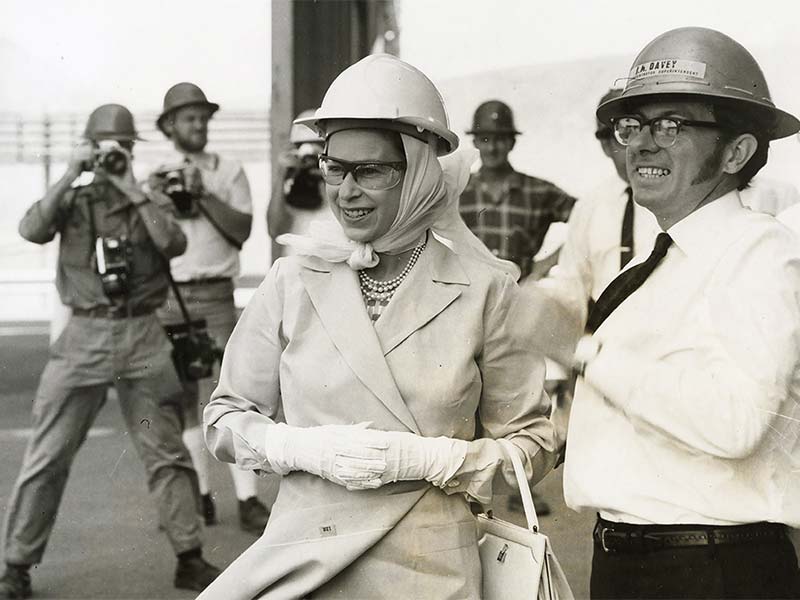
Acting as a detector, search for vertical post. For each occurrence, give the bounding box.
[270,0,293,264]
[43,114,52,188]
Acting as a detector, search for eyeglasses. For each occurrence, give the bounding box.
[612,116,723,148]
[318,154,406,190]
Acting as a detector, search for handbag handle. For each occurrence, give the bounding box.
[497,438,540,533]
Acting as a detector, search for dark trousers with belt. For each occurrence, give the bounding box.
[591,516,800,599]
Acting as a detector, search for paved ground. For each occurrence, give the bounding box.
[0,330,594,599]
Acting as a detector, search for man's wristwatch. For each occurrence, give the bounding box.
[573,335,602,378]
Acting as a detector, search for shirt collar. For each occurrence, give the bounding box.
[667,190,745,257]
[476,165,521,189]
[180,151,217,170]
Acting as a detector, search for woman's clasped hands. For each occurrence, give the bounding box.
[263,423,469,491]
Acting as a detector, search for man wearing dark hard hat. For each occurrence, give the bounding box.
[0,104,221,597]
[459,100,576,280]
[150,83,268,535]
[560,27,800,598]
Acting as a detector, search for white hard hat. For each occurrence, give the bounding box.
[295,54,459,155]
[290,109,325,145]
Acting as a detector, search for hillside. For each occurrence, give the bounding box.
[438,49,800,200]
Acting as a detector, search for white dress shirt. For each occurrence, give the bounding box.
[545,177,660,313]
[564,191,800,526]
[542,176,800,327]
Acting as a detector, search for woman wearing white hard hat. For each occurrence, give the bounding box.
[199,54,556,599]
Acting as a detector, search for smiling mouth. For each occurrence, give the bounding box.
[342,207,373,220]
[636,166,671,178]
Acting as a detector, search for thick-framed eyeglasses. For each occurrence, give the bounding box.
[612,116,723,148]
[318,154,406,190]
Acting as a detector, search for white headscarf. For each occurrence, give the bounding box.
[277,133,520,280]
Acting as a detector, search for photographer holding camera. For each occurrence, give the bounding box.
[267,109,336,262]
[0,104,221,598]
[150,83,269,535]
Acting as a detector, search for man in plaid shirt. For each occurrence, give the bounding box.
[459,100,576,279]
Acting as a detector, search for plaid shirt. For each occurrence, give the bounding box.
[459,165,576,277]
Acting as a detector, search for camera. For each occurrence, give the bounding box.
[283,143,324,210]
[156,166,200,218]
[95,236,131,297]
[164,319,224,381]
[296,142,321,168]
[92,140,128,176]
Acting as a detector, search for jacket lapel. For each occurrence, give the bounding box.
[299,257,421,434]
[374,236,468,356]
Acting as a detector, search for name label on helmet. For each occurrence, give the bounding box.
[630,59,707,81]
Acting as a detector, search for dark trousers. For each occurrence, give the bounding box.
[591,520,800,599]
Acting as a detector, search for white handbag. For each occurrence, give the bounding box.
[477,439,574,600]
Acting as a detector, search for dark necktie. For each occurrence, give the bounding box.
[585,232,673,334]
[620,187,635,269]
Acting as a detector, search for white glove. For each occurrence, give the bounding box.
[264,422,388,489]
[344,430,469,490]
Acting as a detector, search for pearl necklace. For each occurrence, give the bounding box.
[359,240,426,301]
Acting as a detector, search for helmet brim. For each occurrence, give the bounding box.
[156,102,220,135]
[295,114,459,156]
[465,128,521,136]
[85,132,146,142]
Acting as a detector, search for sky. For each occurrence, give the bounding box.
[398,0,799,81]
[0,0,269,113]
[1,0,799,114]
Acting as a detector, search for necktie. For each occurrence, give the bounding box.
[620,187,635,269]
[585,232,673,334]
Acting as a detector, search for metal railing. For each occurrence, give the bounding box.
[0,110,269,186]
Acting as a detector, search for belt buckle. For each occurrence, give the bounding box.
[600,527,616,553]
[107,304,127,319]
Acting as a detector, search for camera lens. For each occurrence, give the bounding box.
[102,150,128,176]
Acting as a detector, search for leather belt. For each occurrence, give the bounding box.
[176,277,232,286]
[73,305,155,319]
[593,517,786,554]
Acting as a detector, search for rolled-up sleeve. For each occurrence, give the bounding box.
[18,194,70,244]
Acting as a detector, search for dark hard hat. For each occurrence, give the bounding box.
[156,82,220,134]
[595,88,624,139]
[83,104,142,141]
[597,27,800,140]
[467,100,520,135]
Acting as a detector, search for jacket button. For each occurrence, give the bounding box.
[446,480,460,488]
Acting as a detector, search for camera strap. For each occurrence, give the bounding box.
[159,256,198,329]
[86,190,99,261]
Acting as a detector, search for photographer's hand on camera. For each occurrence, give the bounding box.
[68,141,94,178]
[102,147,144,202]
[98,150,187,259]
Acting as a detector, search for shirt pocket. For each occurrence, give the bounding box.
[59,219,94,268]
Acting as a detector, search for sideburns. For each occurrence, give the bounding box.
[691,140,728,185]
